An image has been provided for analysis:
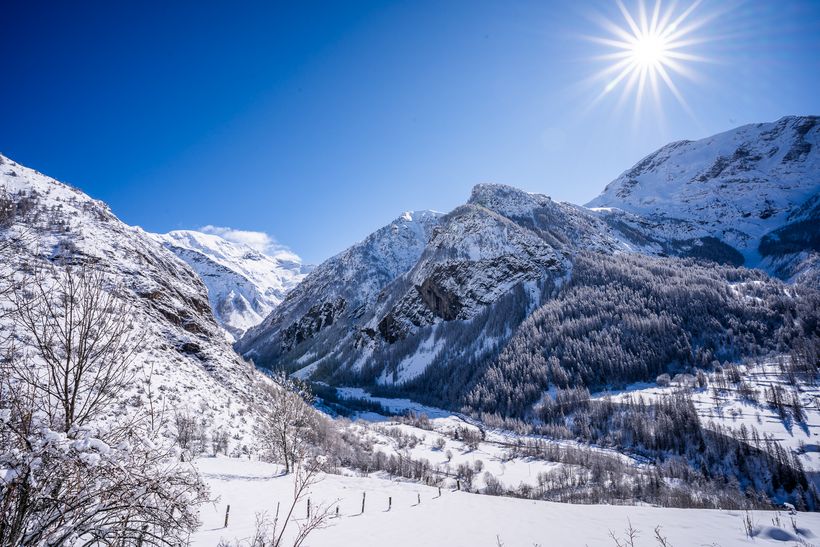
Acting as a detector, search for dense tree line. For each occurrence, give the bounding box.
[505,390,813,509]
[461,251,820,417]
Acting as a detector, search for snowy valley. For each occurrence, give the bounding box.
[0,115,818,546]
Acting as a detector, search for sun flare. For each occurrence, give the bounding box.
[589,0,711,114]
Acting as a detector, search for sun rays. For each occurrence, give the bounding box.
[585,0,715,119]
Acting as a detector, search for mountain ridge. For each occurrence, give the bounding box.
[235,116,819,415]
[0,152,276,448]
[588,115,819,281]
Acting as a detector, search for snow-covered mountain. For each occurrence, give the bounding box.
[235,183,639,383]
[2,119,818,532]
[237,116,819,409]
[236,209,443,369]
[0,153,275,447]
[588,115,820,282]
[153,230,308,341]
[3,115,816,425]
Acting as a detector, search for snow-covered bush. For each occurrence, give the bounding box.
[0,399,208,545]
[0,264,209,545]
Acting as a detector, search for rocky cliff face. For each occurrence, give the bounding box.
[235,209,443,369]
[236,183,637,386]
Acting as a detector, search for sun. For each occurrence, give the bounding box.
[631,32,668,69]
[588,0,712,114]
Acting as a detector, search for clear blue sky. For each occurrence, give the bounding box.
[2,1,819,263]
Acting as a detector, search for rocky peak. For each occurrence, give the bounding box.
[469,183,552,220]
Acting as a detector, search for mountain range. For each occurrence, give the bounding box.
[1,115,817,422]
[234,115,819,414]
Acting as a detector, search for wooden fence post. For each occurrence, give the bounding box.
[417,493,421,505]
[388,496,392,511]
[361,492,366,514]
[224,504,230,528]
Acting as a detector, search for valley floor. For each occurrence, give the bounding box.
[193,359,820,546]
[192,456,820,547]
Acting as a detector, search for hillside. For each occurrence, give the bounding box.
[0,153,274,448]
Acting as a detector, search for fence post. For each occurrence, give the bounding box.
[438,486,442,498]
[388,496,392,511]
[457,480,461,491]
[335,506,340,518]
[417,493,421,505]
[224,504,230,528]
[361,492,366,514]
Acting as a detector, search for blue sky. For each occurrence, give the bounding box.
[2,1,819,263]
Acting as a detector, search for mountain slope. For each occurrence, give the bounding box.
[154,230,307,340]
[236,183,640,389]
[236,209,443,369]
[588,115,820,281]
[0,154,275,446]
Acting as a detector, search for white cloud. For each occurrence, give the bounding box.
[199,225,293,258]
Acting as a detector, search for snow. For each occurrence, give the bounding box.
[594,360,820,472]
[588,115,820,270]
[335,387,453,419]
[328,389,641,493]
[192,456,820,546]
[378,329,445,384]
[153,229,307,339]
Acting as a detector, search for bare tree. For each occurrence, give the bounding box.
[270,456,335,547]
[0,263,209,545]
[219,457,335,547]
[653,525,673,547]
[259,377,317,473]
[175,410,198,452]
[10,265,142,431]
[608,519,639,547]
[212,427,230,455]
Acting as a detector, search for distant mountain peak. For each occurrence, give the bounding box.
[154,229,306,341]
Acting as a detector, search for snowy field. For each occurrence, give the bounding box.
[190,360,820,545]
[192,456,820,546]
